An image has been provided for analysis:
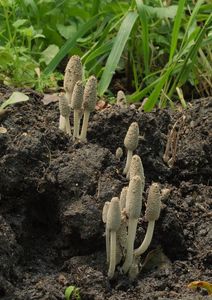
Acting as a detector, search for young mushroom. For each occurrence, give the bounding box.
[71,81,84,140]
[123,122,139,175]
[134,183,161,257]
[116,90,128,108]
[116,147,123,161]
[122,175,143,274]
[128,155,145,186]
[106,197,121,279]
[102,201,110,263]
[120,186,128,211]
[79,76,97,142]
[59,95,71,136]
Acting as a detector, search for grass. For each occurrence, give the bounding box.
[0,0,211,109]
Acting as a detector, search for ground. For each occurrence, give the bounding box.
[0,85,211,300]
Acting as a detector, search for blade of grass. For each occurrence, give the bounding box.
[136,0,150,75]
[169,13,212,97]
[44,15,99,75]
[169,0,186,62]
[98,10,138,96]
[91,0,101,16]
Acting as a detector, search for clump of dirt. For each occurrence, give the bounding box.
[0,86,211,300]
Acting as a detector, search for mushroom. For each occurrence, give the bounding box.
[106,197,121,279]
[123,122,139,175]
[71,81,84,140]
[134,183,161,257]
[102,201,110,263]
[115,147,123,161]
[60,55,82,131]
[120,186,128,211]
[122,175,142,274]
[116,90,128,108]
[58,95,71,136]
[79,76,97,142]
[128,155,145,186]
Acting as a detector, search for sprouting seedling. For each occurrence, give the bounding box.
[71,81,84,141]
[115,147,123,161]
[59,95,71,136]
[102,201,110,263]
[123,122,139,175]
[116,90,128,108]
[134,183,161,257]
[128,155,145,186]
[122,175,143,274]
[120,186,128,210]
[106,197,121,279]
[79,76,97,142]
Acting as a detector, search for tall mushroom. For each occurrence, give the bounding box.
[128,154,145,186]
[58,95,71,136]
[122,175,143,274]
[106,197,121,279]
[123,122,139,175]
[134,183,161,257]
[102,201,110,263]
[71,80,84,140]
[79,76,97,142]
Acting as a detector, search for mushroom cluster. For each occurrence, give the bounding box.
[102,123,162,280]
[59,55,97,142]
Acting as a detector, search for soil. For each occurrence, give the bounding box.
[0,85,211,300]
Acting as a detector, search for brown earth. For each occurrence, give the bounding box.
[0,85,211,300]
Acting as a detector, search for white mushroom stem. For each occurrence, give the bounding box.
[123,149,133,175]
[108,231,117,279]
[73,110,80,139]
[106,226,110,263]
[134,220,155,257]
[59,115,66,131]
[122,218,138,274]
[80,110,90,142]
[65,116,71,136]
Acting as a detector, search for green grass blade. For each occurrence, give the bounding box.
[169,0,186,62]
[143,68,173,111]
[92,0,101,16]
[44,15,99,75]
[136,0,150,75]
[98,10,138,96]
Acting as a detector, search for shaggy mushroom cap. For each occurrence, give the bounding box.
[116,90,127,107]
[124,122,139,151]
[107,197,121,232]
[82,76,97,112]
[129,154,145,182]
[116,147,123,160]
[59,95,70,117]
[64,55,82,98]
[126,175,143,219]
[71,81,84,110]
[120,187,128,210]
[102,201,110,223]
[145,183,161,221]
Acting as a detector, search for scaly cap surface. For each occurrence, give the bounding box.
[71,81,84,110]
[145,183,161,221]
[82,76,97,112]
[126,175,142,219]
[106,197,121,231]
[124,122,139,151]
[64,55,82,95]
[59,95,70,117]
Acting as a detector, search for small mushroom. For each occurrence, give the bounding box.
[122,175,142,274]
[79,76,97,142]
[134,183,161,257]
[59,95,71,136]
[116,90,128,108]
[102,201,110,263]
[106,197,121,279]
[71,81,84,140]
[120,186,128,210]
[116,147,123,161]
[123,122,139,175]
[64,55,82,104]
[128,155,145,186]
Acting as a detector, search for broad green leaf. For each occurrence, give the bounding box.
[65,286,75,300]
[41,44,59,65]
[141,4,178,19]
[98,11,138,96]
[1,92,29,110]
[13,19,28,28]
[56,23,77,40]
[44,15,99,74]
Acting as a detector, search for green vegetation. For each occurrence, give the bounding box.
[0,0,211,109]
[65,285,81,300]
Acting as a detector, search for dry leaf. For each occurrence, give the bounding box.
[41,93,60,105]
[188,281,212,295]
